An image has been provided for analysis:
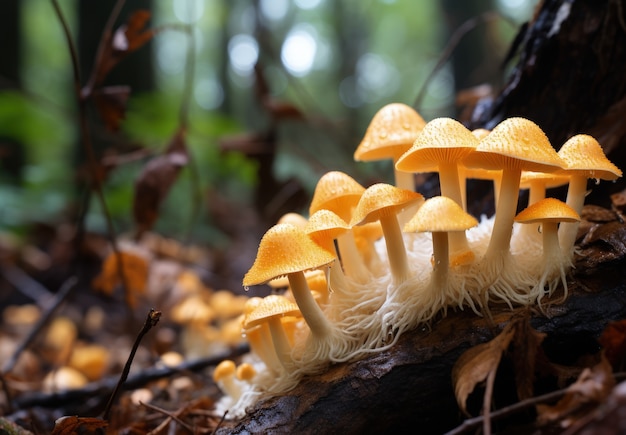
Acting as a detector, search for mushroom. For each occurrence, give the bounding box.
[403,196,479,320]
[243,294,301,370]
[309,171,370,280]
[305,209,351,296]
[556,134,622,254]
[514,198,580,305]
[243,224,336,340]
[350,183,424,285]
[354,103,426,190]
[463,117,564,305]
[396,118,479,265]
[463,118,564,263]
[516,170,569,240]
[213,360,242,400]
[241,297,283,373]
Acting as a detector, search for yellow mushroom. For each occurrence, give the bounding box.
[354,103,426,190]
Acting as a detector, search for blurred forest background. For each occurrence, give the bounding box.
[0,0,535,290]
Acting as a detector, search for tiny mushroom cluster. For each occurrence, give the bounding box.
[212,104,622,419]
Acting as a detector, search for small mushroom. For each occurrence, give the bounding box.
[350,183,424,285]
[404,196,478,320]
[514,198,580,305]
[243,295,302,370]
[556,134,622,254]
[396,118,479,264]
[213,360,243,400]
[241,297,283,373]
[243,224,336,339]
[354,103,426,190]
[309,171,369,280]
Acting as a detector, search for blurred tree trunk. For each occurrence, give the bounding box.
[0,0,25,181]
[471,0,626,207]
[0,0,21,90]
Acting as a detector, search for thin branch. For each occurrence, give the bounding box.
[102,309,161,421]
[413,11,514,110]
[0,276,77,414]
[50,0,129,299]
[142,401,194,434]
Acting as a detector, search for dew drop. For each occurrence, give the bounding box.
[244,286,250,292]
[379,132,388,139]
[594,178,600,185]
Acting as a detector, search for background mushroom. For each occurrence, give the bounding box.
[354,103,426,190]
[350,183,424,285]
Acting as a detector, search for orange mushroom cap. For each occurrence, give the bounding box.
[354,103,426,162]
[243,294,301,330]
[309,171,366,222]
[464,117,564,172]
[396,118,479,173]
[514,198,580,224]
[404,196,478,233]
[557,134,622,180]
[243,224,336,286]
[350,183,424,226]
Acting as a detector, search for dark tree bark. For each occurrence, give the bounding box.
[471,0,626,206]
[215,1,626,433]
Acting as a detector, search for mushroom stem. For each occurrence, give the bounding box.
[379,214,410,284]
[485,168,521,261]
[336,231,370,281]
[559,175,587,253]
[245,325,282,373]
[266,317,295,370]
[431,231,449,291]
[542,221,560,261]
[439,162,472,261]
[287,271,333,338]
[394,169,415,191]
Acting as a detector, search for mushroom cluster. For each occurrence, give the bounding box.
[215,104,622,418]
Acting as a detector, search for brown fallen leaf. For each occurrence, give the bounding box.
[51,416,107,435]
[510,316,547,401]
[452,320,516,416]
[536,354,615,429]
[90,10,155,89]
[133,128,188,235]
[92,85,130,132]
[599,319,626,370]
[92,249,150,308]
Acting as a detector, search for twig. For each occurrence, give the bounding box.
[413,11,514,111]
[142,401,194,434]
[50,0,129,300]
[0,276,77,413]
[12,343,250,412]
[445,389,567,435]
[1,265,55,308]
[102,309,161,421]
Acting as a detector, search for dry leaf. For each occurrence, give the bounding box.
[537,355,615,428]
[510,316,547,400]
[91,10,155,87]
[92,249,150,308]
[133,129,188,235]
[599,319,626,369]
[92,85,130,132]
[452,322,516,416]
[51,416,107,435]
